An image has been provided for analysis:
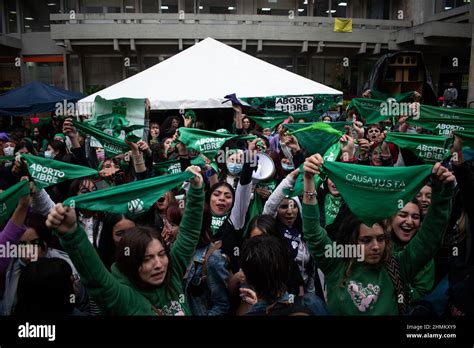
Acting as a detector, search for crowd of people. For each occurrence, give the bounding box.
[0,90,472,317]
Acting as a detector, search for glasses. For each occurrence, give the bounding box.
[79,185,97,194]
[19,238,42,246]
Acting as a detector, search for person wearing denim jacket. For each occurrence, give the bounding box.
[185,244,231,316]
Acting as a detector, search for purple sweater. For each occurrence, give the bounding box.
[0,220,27,273]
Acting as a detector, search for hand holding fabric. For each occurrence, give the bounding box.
[46,203,77,235]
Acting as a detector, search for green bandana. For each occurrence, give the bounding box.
[371,90,415,103]
[64,171,193,218]
[86,113,144,138]
[348,98,388,125]
[453,130,474,149]
[153,156,206,176]
[93,96,146,139]
[385,132,451,164]
[322,161,433,226]
[324,194,343,226]
[22,154,98,190]
[408,105,474,136]
[284,122,342,156]
[211,213,229,235]
[246,115,288,130]
[0,180,30,225]
[178,128,235,160]
[72,119,130,158]
[0,156,14,161]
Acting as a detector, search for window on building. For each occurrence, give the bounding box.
[297,57,307,77]
[65,0,78,13]
[297,0,308,16]
[81,0,121,13]
[313,0,330,17]
[124,0,136,12]
[125,56,139,77]
[194,0,238,14]
[260,56,294,72]
[67,55,81,92]
[143,56,161,68]
[6,0,18,33]
[24,57,64,87]
[332,0,348,17]
[84,56,122,91]
[160,0,178,13]
[142,0,159,12]
[22,0,60,32]
[367,0,389,19]
[439,0,470,12]
[257,0,296,16]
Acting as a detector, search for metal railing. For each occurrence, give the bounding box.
[50,13,412,30]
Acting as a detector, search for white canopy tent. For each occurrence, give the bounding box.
[78,37,342,111]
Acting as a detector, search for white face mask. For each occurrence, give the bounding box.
[44,150,53,159]
[3,146,14,157]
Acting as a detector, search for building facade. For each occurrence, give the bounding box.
[1,0,473,105]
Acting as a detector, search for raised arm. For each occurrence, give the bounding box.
[169,166,205,279]
[301,154,343,274]
[0,193,30,273]
[262,168,299,217]
[47,203,143,315]
[398,163,455,283]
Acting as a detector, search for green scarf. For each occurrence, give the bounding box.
[0,156,14,161]
[284,122,342,156]
[22,154,98,190]
[211,213,229,235]
[385,132,451,164]
[322,161,433,226]
[0,180,30,225]
[86,113,144,138]
[93,96,146,139]
[408,105,474,136]
[246,115,288,130]
[152,156,207,176]
[324,193,343,226]
[453,130,474,149]
[348,98,388,125]
[72,119,130,158]
[177,128,252,160]
[371,90,415,103]
[64,171,193,218]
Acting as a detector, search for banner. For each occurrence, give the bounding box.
[241,94,342,117]
[64,172,193,218]
[0,180,30,225]
[385,132,451,164]
[322,161,433,226]
[22,154,98,190]
[334,18,353,33]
